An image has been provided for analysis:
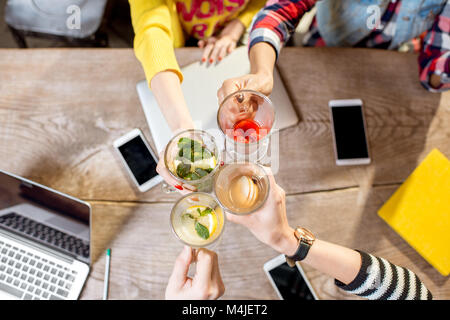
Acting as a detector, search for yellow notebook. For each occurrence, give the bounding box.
[378,148,450,276]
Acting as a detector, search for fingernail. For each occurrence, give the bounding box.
[202,58,206,62]
[220,161,224,167]
[209,58,214,63]
[218,57,222,61]
[175,184,183,190]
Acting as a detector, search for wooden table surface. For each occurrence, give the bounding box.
[0,47,448,300]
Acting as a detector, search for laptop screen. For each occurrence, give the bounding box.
[0,170,90,264]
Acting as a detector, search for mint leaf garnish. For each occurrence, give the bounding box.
[200,207,213,216]
[176,163,191,178]
[195,222,210,240]
[182,213,195,220]
[185,172,200,180]
[178,137,202,150]
[195,168,209,178]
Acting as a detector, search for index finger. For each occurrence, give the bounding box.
[169,246,193,287]
[157,152,191,194]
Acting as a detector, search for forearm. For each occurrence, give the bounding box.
[248,0,317,58]
[249,42,276,77]
[150,71,195,132]
[276,231,361,285]
[275,230,433,299]
[303,240,361,285]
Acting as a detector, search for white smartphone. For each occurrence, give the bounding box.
[264,254,318,300]
[113,128,163,192]
[329,99,371,166]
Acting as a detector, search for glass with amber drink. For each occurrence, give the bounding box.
[214,162,270,215]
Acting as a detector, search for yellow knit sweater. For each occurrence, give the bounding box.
[129,0,266,86]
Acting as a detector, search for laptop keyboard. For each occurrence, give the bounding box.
[0,240,78,300]
[0,212,89,259]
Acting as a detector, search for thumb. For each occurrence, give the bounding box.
[169,246,193,287]
[218,78,241,105]
[226,212,248,226]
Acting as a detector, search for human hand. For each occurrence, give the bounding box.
[225,168,298,256]
[217,73,274,105]
[199,19,244,64]
[165,246,225,300]
[430,73,442,89]
[156,151,194,194]
[217,42,276,103]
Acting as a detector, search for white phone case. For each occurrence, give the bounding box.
[329,99,371,166]
[113,128,163,192]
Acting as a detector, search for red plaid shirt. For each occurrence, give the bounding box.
[249,0,450,91]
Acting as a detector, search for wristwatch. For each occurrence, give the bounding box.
[285,227,315,267]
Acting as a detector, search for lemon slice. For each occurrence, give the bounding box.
[185,205,205,214]
[193,156,217,170]
[198,212,218,237]
[229,175,258,208]
[185,205,218,239]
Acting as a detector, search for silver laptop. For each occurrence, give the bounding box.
[137,47,299,153]
[0,170,90,300]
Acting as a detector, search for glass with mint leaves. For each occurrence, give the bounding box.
[164,129,220,193]
[170,192,225,248]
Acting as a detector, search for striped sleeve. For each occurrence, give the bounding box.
[418,2,450,92]
[248,0,317,58]
[335,251,433,300]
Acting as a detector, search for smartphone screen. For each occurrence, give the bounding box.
[269,262,316,300]
[117,136,158,185]
[331,105,369,160]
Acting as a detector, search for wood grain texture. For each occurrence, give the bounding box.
[275,48,450,194]
[0,49,200,203]
[0,48,448,300]
[0,48,448,201]
[80,185,449,300]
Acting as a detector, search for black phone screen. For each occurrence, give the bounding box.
[269,262,316,300]
[331,105,369,160]
[118,136,158,185]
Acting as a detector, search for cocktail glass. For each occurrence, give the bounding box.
[217,90,275,162]
[164,129,221,193]
[170,192,225,248]
[214,162,270,215]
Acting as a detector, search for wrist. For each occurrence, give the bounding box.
[255,69,273,79]
[251,70,274,96]
[271,227,298,256]
[430,73,442,89]
[176,120,195,131]
[221,19,244,42]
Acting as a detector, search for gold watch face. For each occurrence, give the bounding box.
[294,227,315,245]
